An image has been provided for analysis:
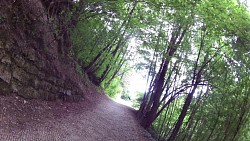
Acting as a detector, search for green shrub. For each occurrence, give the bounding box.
[102,77,122,99]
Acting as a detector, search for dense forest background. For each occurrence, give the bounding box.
[1,0,249,140]
[67,0,250,140]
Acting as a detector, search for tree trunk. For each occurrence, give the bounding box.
[167,75,200,141]
[137,28,186,128]
[140,59,169,128]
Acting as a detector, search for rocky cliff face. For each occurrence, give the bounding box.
[0,0,85,101]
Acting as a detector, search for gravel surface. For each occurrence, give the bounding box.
[0,94,155,141]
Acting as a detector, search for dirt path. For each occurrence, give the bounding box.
[0,94,155,141]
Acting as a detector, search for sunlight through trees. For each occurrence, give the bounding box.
[69,0,250,140]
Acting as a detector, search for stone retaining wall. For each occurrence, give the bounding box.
[0,0,84,101]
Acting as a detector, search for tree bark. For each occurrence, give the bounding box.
[167,67,201,141]
[138,28,186,128]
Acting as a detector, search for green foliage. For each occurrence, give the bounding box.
[69,0,250,140]
[120,92,130,101]
[132,91,144,109]
[101,77,122,99]
[71,0,134,92]
[71,17,109,65]
[128,0,250,140]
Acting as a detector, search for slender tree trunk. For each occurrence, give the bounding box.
[163,99,178,139]
[104,58,126,87]
[181,94,203,140]
[232,99,248,141]
[97,42,124,84]
[167,31,205,140]
[187,116,201,141]
[138,49,164,120]
[140,60,170,128]
[138,29,186,128]
[206,111,220,141]
[167,74,200,141]
[84,43,112,73]
[84,2,137,85]
[157,106,170,141]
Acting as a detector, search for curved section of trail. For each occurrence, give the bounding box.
[0,95,155,141]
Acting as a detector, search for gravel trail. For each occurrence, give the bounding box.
[0,95,154,141]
